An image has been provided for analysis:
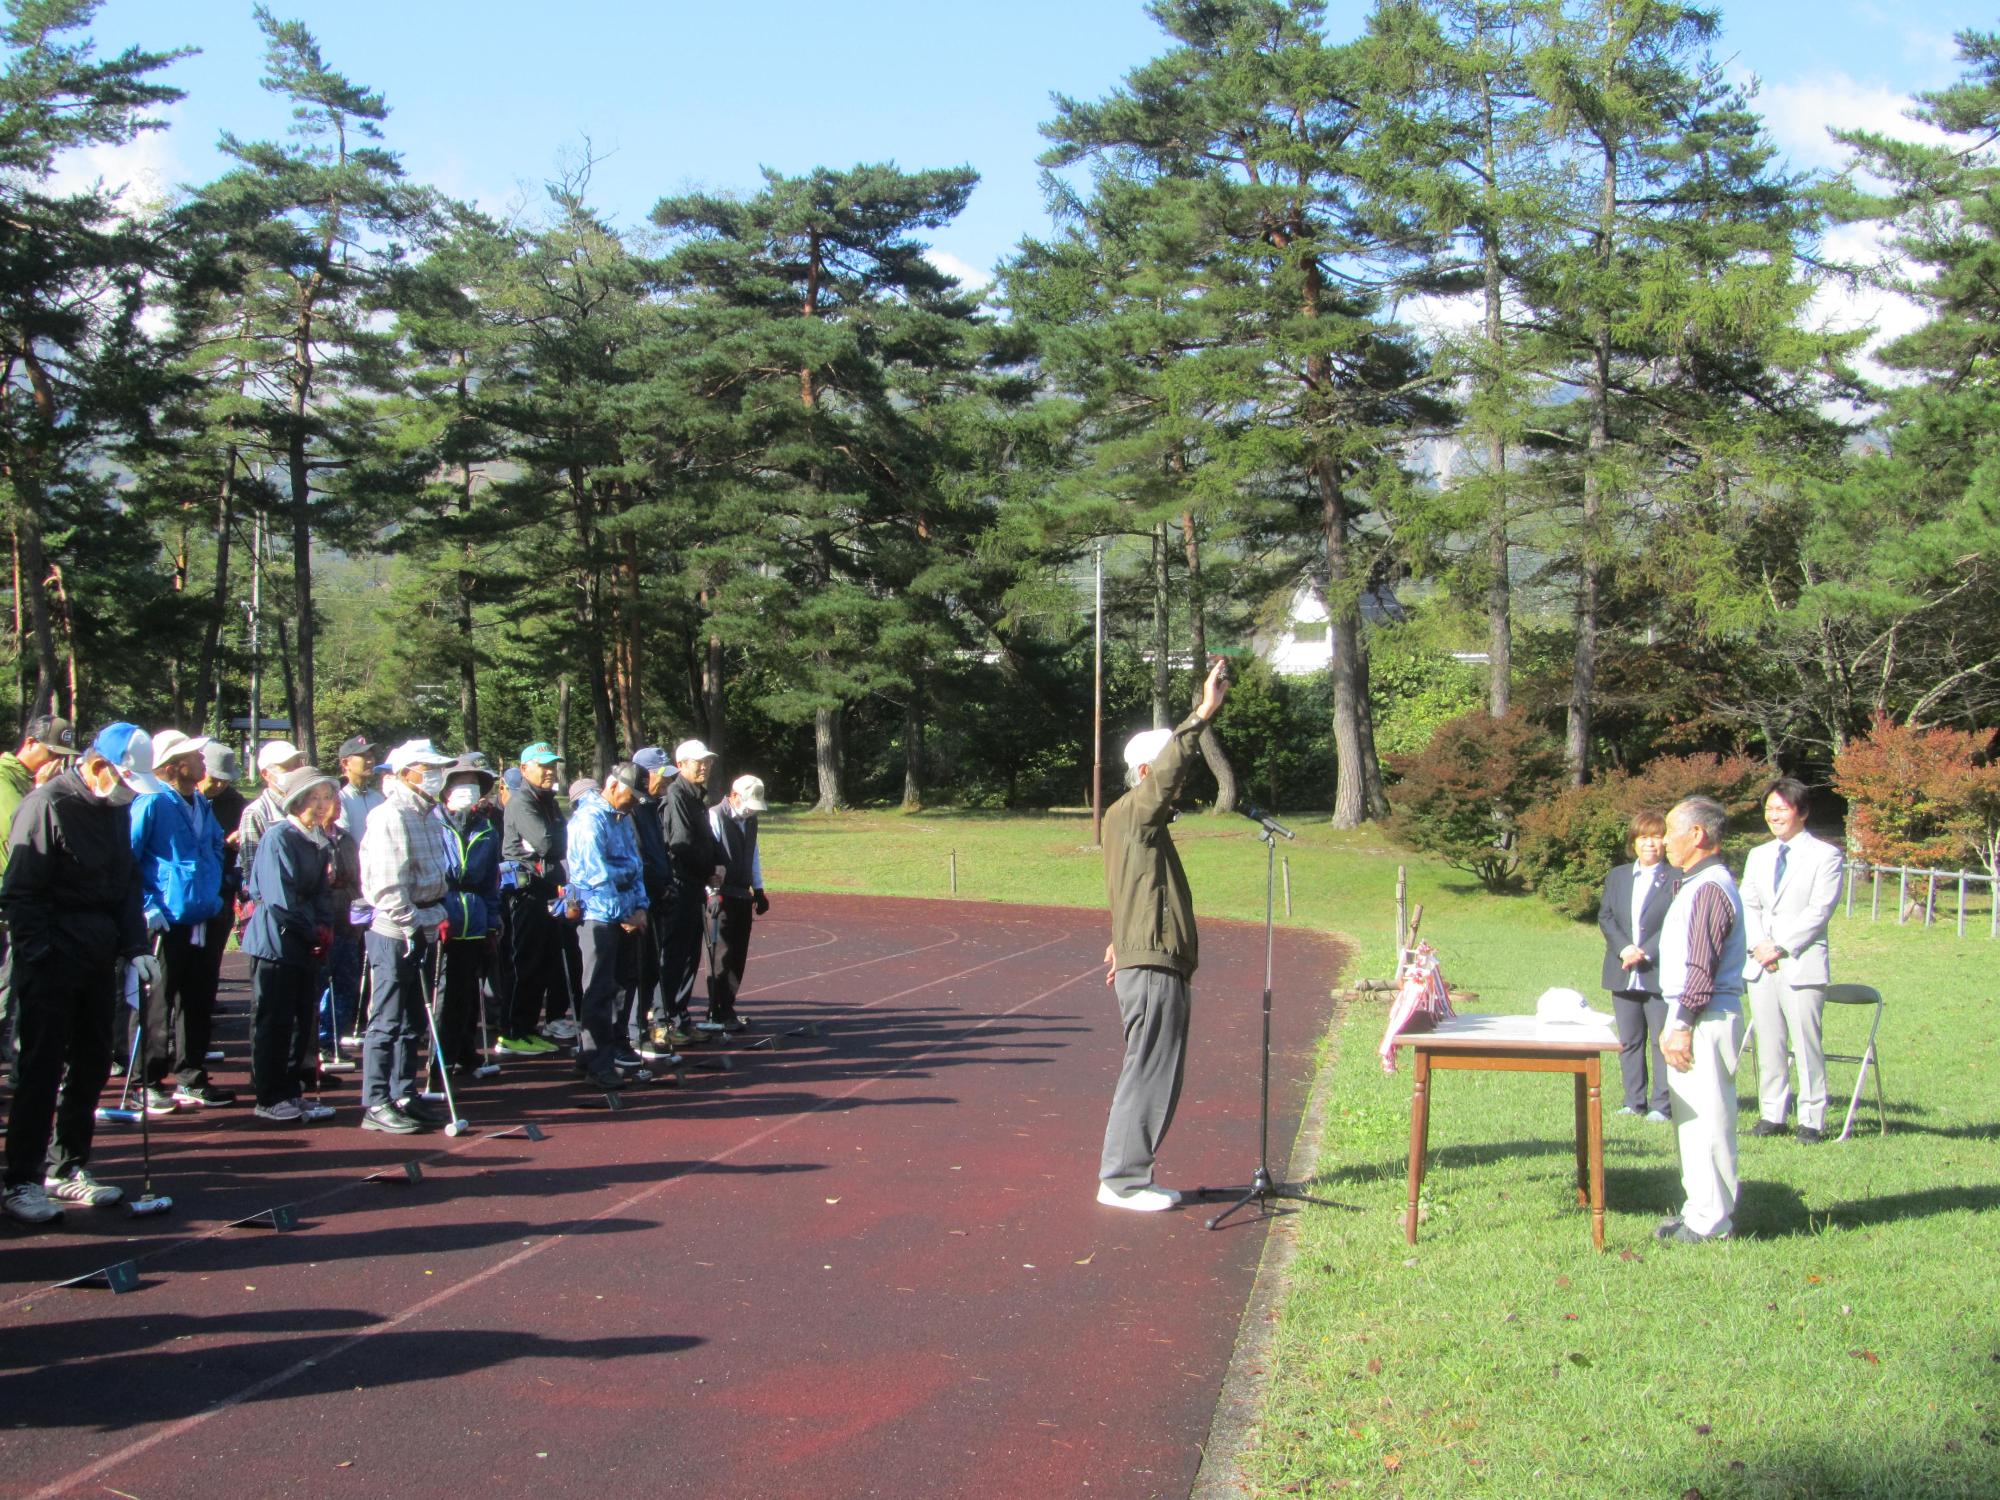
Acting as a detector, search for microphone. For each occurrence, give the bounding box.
[1239,803,1296,841]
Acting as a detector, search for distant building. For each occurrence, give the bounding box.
[1255,581,1407,676]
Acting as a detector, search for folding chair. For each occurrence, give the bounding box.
[1822,983,1885,1142]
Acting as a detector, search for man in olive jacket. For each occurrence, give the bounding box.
[1097,659,1230,1212]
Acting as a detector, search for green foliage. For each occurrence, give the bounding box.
[1518,750,1766,919]
[1367,634,1485,759]
[1387,708,1566,890]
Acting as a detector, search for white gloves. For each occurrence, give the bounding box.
[129,954,164,993]
[146,910,168,933]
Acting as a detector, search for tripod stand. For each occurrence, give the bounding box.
[1204,823,1342,1230]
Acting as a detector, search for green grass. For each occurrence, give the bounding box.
[760,806,2000,1499]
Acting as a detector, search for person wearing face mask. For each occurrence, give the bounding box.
[129,730,232,1113]
[357,739,456,1134]
[242,767,345,1123]
[498,743,567,1055]
[659,739,725,1039]
[435,757,503,1074]
[0,723,163,1224]
[1597,810,1676,1122]
[236,740,308,877]
[566,763,651,1091]
[705,774,770,1033]
[623,746,674,1062]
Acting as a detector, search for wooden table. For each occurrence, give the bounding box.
[1403,1014,1624,1251]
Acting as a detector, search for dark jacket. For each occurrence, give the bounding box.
[206,783,249,901]
[1598,859,1674,995]
[438,806,502,940]
[631,791,672,901]
[711,806,761,900]
[661,775,719,894]
[502,782,565,896]
[242,819,333,968]
[1104,713,1205,978]
[0,768,149,968]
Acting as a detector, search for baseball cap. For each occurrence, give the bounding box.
[502,767,524,793]
[730,774,767,812]
[90,722,168,797]
[24,714,80,757]
[257,740,305,773]
[673,738,716,764]
[150,729,211,768]
[519,741,561,767]
[385,738,455,773]
[202,742,240,782]
[632,746,669,773]
[1122,728,1173,771]
[604,761,646,795]
[337,735,377,761]
[1534,987,1601,1025]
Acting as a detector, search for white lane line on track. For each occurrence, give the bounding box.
[30,953,1103,1500]
[0,921,980,1316]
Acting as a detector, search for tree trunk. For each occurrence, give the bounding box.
[1180,509,1237,812]
[192,447,236,731]
[287,414,317,763]
[1566,141,1616,787]
[616,523,644,751]
[1318,458,1388,827]
[1479,45,1513,718]
[458,461,479,751]
[555,674,572,781]
[902,682,926,811]
[813,702,844,812]
[10,510,64,718]
[702,622,726,755]
[1151,522,1171,729]
[274,615,301,741]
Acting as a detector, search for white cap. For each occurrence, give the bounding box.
[1534,987,1599,1025]
[256,739,305,773]
[1122,727,1173,772]
[150,729,211,768]
[674,738,717,764]
[730,774,767,812]
[385,738,456,773]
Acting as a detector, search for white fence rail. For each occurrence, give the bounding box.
[1842,859,1998,938]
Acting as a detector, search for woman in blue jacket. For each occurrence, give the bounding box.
[242,768,342,1123]
[436,757,502,1073]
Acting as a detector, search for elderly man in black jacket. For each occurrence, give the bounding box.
[1,723,163,1225]
[658,739,725,1038]
[496,742,565,1056]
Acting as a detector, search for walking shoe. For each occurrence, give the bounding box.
[1616,1105,1641,1117]
[1653,1216,1686,1240]
[612,1047,647,1071]
[255,1098,305,1123]
[495,1035,556,1056]
[541,1018,579,1042]
[143,1088,178,1117]
[583,1069,626,1092]
[721,1017,749,1035]
[395,1095,444,1124]
[637,1040,682,1063]
[1096,1181,1178,1212]
[3,1182,63,1224]
[44,1167,122,1207]
[1750,1118,1786,1137]
[1796,1126,1825,1144]
[362,1102,421,1134]
[173,1085,237,1108]
[299,1099,337,1122]
[1663,1221,1732,1244]
[1645,1109,1672,1123]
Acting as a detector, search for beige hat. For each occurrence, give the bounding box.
[257,739,305,773]
[730,774,767,812]
[674,738,717,764]
[151,729,211,769]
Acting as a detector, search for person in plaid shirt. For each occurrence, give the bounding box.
[357,739,455,1134]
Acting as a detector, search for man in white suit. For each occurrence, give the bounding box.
[1739,778,1846,1144]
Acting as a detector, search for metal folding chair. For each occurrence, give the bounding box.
[1823,983,1885,1141]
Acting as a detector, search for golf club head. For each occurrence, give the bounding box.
[444,1120,466,1137]
[127,1192,174,1217]
[94,1107,141,1124]
[474,1064,501,1078]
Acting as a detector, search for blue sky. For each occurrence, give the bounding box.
[68,0,1997,289]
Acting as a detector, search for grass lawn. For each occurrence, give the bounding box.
[761,806,2000,1499]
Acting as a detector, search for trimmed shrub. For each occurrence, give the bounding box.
[1518,753,1765,919]
[1833,715,2000,870]
[1387,709,1567,891]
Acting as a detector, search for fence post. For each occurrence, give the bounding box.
[1845,859,1856,919]
[1897,868,1908,925]
[1282,855,1292,918]
[949,849,957,895]
[1924,872,1936,928]
[1958,874,1966,938]
[1395,865,1408,970]
[1871,868,1881,923]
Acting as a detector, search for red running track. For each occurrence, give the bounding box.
[0,893,1346,1500]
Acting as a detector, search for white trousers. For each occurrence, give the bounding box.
[1665,1002,1746,1238]
[1747,969,1827,1130]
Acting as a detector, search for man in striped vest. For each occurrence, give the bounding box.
[1656,795,1750,1245]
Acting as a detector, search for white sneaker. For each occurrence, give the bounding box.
[255,1098,304,1122]
[44,1168,122,1207]
[541,1018,579,1042]
[1097,1181,1179,1212]
[4,1181,64,1223]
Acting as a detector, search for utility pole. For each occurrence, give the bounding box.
[1092,540,1104,847]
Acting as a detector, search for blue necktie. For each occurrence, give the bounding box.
[1773,843,1789,894]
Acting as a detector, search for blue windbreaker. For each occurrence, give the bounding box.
[565,793,646,924]
[437,806,502,940]
[129,787,225,927]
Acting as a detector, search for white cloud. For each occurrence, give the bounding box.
[44,127,183,218]
[924,248,994,291]
[1757,72,1948,174]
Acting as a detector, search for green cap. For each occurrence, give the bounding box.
[519,741,561,766]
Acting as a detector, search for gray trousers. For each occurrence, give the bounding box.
[1098,965,1191,1193]
[1610,990,1670,1114]
[1748,968,1828,1130]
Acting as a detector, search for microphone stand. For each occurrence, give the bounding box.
[1204,817,1343,1230]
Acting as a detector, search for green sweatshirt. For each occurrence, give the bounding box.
[1102,712,1207,979]
[0,752,34,882]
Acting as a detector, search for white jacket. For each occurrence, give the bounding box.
[1739,829,1844,987]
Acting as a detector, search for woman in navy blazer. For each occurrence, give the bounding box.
[1597,810,1676,1119]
